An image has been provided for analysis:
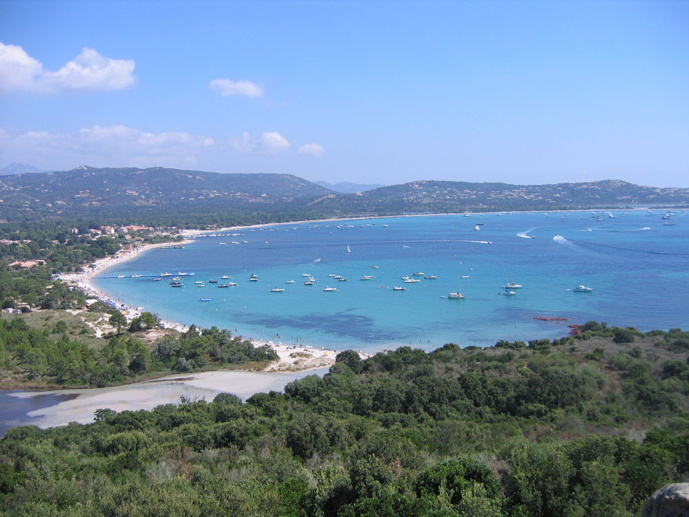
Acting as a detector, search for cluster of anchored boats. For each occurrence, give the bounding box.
[157,270,592,303]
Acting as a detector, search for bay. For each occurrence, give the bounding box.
[3,208,687,436]
[94,209,689,352]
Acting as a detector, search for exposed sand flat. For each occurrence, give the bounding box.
[11,369,324,429]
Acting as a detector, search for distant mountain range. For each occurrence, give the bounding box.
[0,163,42,175]
[0,166,687,223]
[314,180,386,193]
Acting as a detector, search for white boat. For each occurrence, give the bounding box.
[392,286,406,291]
[347,245,351,253]
[412,272,425,276]
[573,285,593,292]
[448,276,465,299]
[322,287,337,292]
[504,283,523,289]
[360,275,374,280]
[199,297,211,302]
[424,275,438,279]
[499,290,517,296]
[404,278,420,283]
[271,288,285,292]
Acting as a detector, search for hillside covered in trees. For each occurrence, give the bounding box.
[1,323,688,516]
[1,166,688,224]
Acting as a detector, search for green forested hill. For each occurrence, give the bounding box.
[1,323,687,516]
[313,179,689,213]
[0,166,333,223]
[1,167,687,224]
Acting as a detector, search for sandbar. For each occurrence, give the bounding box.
[10,368,326,429]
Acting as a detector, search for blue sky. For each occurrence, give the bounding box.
[1,0,687,187]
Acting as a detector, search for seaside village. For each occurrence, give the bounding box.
[3,224,154,313]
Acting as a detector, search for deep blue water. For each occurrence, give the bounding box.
[91,210,689,353]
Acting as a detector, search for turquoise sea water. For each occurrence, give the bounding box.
[93,210,689,353]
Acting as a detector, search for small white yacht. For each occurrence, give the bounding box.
[573,285,593,292]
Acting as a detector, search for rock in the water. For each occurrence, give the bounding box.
[642,483,689,517]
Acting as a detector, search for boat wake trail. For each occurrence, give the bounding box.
[580,241,689,256]
[516,228,536,239]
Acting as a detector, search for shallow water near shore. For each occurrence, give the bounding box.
[94,210,689,352]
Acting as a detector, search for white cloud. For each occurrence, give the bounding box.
[298,143,325,157]
[209,78,263,98]
[260,132,290,153]
[42,48,135,92]
[229,132,256,153]
[228,131,291,154]
[0,126,213,169]
[0,43,42,93]
[0,43,135,94]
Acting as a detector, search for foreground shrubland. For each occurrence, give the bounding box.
[1,323,688,516]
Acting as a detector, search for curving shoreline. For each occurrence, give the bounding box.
[58,226,370,371]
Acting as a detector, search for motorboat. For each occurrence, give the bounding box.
[573,285,593,292]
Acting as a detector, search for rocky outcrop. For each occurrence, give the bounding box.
[642,483,689,517]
